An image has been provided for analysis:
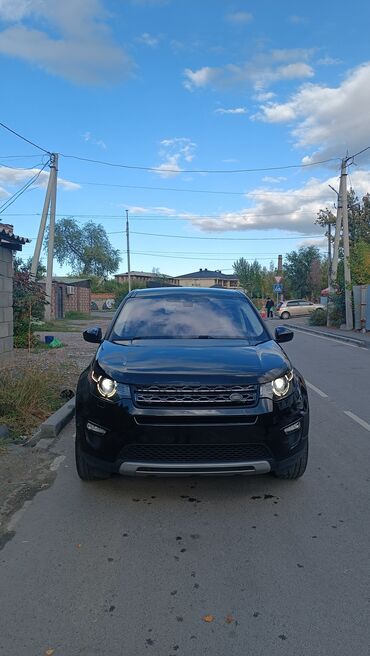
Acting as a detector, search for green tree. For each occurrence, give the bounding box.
[46,218,121,277]
[13,266,47,350]
[283,246,323,298]
[349,240,370,285]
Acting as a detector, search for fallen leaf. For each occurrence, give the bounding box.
[226,615,234,624]
[45,650,55,655]
[76,544,82,549]
[202,615,215,623]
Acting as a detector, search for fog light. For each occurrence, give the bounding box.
[284,421,301,434]
[86,421,106,435]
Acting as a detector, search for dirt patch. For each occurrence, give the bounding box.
[0,316,111,546]
[0,445,56,549]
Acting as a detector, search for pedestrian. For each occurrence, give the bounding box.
[265,297,274,318]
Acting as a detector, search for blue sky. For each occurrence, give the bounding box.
[1,0,370,276]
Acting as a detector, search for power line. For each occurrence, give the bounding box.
[61,153,340,174]
[128,230,324,242]
[0,208,330,220]
[0,122,51,155]
[78,180,334,200]
[0,160,50,214]
[121,251,279,261]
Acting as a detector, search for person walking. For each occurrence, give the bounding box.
[265,297,274,319]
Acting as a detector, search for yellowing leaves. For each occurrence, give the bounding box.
[45,650,55,656]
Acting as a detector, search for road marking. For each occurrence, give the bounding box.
[344,411,370,432]
[306,381,328,398]
[290,326,363,348]
[50,455,66,471]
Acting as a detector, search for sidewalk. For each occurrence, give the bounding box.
[275,316,370,348]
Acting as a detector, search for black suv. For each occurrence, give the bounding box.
[75,288,309,481]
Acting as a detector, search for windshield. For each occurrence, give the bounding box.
[111,294,268,342]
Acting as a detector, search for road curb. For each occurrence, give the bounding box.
[26,398,75,447]
[285,323,369,348]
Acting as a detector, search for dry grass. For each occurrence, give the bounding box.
[0,370,64,440]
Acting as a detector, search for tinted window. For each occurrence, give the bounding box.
[287,301,299,307]
[111,294,267,341]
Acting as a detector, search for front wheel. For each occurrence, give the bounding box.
[273,442,308,480]
[281,311,290,319]
[75,430,110,481]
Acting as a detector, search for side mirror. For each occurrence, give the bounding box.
[275,326,294,343]
[83,326,102,344]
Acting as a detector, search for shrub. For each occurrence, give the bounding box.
[309,308,327,326]
[328,293,345,327]
[13,268,47,350]
[0,370,62,439]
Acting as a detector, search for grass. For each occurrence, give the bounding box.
[64,311,90,320]
[35,320,81,332]
[0,370,64,441]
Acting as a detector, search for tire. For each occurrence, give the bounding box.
[75,432,110,481]
[281,311,290,319]
[273,442,308,480]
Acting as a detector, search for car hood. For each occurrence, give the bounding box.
[95,339,291,385]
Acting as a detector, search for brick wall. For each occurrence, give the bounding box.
[0,246,13,363]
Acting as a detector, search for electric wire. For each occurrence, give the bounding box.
[0,122,51,155]
[0,160,50,214]
[60,153,340,174]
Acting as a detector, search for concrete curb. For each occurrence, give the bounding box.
[285,323,369,348]
[26,398,75,447]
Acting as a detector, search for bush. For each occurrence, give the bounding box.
[64,311,90,320]
[0,370,63,440]
[309,308,327,326]
[13,267,47,350]
[328,293,345,327]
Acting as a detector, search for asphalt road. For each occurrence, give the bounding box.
[1,330,370,656]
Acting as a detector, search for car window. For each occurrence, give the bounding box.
[111,294,269,341]
[287,301,299,307]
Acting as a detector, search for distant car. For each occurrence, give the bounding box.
[275,299,326,320]
[75,287,309,482]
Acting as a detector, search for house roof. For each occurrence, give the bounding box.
[52,277,91,284]
[0,223,30,250]
[115,271,173,279]
[176,268,238,280]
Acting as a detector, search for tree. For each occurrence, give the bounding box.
[13,266,47,350]
[349,240,370,285]
[283,246,323,299]
[46,218,121,277]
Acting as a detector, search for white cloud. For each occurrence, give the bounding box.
[254,91,275,101]
[83,131,107,150]
[254,62,370,163]
[186,169,370,234]
[289,15,307,24]
[226,11,253,24]
[262,176,287,184]
[183,49,314,91]
[155,138,197,178]
[298,237,327,248]
[215,107,247,115]
[137,32,160,47]
[0,0,132,84]
[317,55,342,66]
[0,165,80,192]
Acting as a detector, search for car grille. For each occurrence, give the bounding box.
[120,443,271,463]
[133,384,258,408]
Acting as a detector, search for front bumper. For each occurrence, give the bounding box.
[76,372,309,477]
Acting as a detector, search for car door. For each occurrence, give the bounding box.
[286,300,300,317]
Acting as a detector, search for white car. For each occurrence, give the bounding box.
[275,299,326,319]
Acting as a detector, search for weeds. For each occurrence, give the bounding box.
[0,370,63,440]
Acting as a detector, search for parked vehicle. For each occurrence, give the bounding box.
[275,299,326,320]
[75,288,309,482]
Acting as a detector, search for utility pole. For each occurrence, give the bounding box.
[341,158,353,330]
[45,154,58,321]
[126,209,131,292]
[30,153,58,321]
[326,223,332,327]
[329,158,353,330]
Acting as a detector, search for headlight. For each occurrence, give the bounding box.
[91,369,130,400]
[261,370,293,400]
